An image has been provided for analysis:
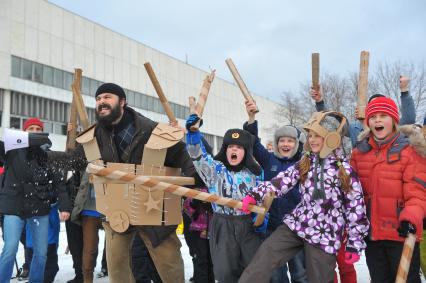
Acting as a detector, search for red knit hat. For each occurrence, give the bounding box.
[23,118,44,131]
[365,96,399,126]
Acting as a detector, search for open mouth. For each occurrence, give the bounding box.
[231,153,238,160]
[375,126,384,132]
[280,147,291,153]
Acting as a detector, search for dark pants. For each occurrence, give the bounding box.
[238,224,336,283]
[131,234,162,283]
[191,232,214,283]
[366,240,421,283]
[209,213,261,283]
[101,238,107,271]
[27,244,59,283]
[65,219,83,278]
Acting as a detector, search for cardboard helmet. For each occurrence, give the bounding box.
[303,111,347,158]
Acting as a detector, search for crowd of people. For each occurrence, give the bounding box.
[0,75,424,283]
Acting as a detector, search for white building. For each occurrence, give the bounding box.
[0,0,280,152]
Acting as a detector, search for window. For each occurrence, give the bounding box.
[33,63,43,83]
[44,122,53,133]
[22,59,33,80]
[43,65,53,86]
[11,56,21,77]
[127,90,135,106]
[63,72,74,91]
[82,77,90,95]
[53,69,64,89]
[90,79,99,96]
[10,117,21,129]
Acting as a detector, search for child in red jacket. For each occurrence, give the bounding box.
[351,97,426,283]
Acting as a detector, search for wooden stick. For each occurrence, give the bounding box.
[71,69,90,130]
[90,175,195,186]
[395,233,416,283]
[144,62,177,125]
[357,51,369,119]
[312,53,320,91]
[65,70,80,151]
[189,70,216,131]
[87,163,266,214]
[225,58,259,113]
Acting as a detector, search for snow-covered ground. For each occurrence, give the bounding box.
[1,223,424,283]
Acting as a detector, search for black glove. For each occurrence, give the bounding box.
[397,221,416,237]
[28,132,51,148]
[185,114,203,131]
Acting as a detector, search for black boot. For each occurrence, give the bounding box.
[17,265,29,281]
[67,274,83,283]
[96,268,108,278]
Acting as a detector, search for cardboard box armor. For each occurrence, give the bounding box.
[77,123,189,232]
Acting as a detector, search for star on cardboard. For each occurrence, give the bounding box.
[143,192,161,213]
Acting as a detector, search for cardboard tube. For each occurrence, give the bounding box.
[253,192,275,227]
[395,233,416,283]
[225,58,259,113]
[87,163,266,215]
[190,70,216,131]
[195,70,215,117]
[357,51,369,119]
[189,96,197,114]
[312,53,320,91]
[90,175,195,186]
[144,62,177,124]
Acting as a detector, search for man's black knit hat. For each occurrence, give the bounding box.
[214,128,262,176]
[95,83,126,100]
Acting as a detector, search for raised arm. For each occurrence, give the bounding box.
[399,75,416,125]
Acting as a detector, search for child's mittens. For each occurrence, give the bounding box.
[241,195,256,214]
[397,221,416,237]
[185,114,203,132]
[344,252,360,265]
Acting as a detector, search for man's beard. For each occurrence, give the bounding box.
[95,102,122,126]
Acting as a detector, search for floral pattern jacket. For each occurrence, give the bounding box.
[252,152,369,255]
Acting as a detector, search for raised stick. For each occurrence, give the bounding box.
[189,96,197,114]
[65,70,81,151]
[144,62,177,125]
[71,69,90,130]
[87,163,266,214]
[357,51,370,119]
[190,70,216,131]
[395,233,416,283]
[225,58,259,113]
[312,53,320,91]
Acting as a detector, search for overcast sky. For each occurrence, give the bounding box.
[49,0,426,102]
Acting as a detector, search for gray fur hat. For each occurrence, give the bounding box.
[273,125,306,159]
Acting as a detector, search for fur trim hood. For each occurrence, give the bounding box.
[357,125,426,157]
[273,125,306,159]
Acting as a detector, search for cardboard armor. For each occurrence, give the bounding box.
[77,123,190,233]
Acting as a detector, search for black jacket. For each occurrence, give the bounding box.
[0,142,72,218]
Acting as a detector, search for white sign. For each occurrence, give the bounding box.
[4,128,29,153]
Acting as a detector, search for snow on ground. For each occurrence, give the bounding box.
[1,223,424,282]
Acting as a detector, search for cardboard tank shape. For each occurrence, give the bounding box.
[77,123,192,233]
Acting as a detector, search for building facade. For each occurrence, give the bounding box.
[0,0,280,152]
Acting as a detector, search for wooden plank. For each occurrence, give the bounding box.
[144,62,177,125]
[225,58,259,113]
[357,51,369,119]
[190,70,215,131]
[65,69,81,151]
[312,53,320,90]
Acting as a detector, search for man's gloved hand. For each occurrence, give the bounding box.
[344,252,360,264]
[241,195,256,214]
[28,132,51,147]
[397,221,416,237]
[185,114,203,132]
